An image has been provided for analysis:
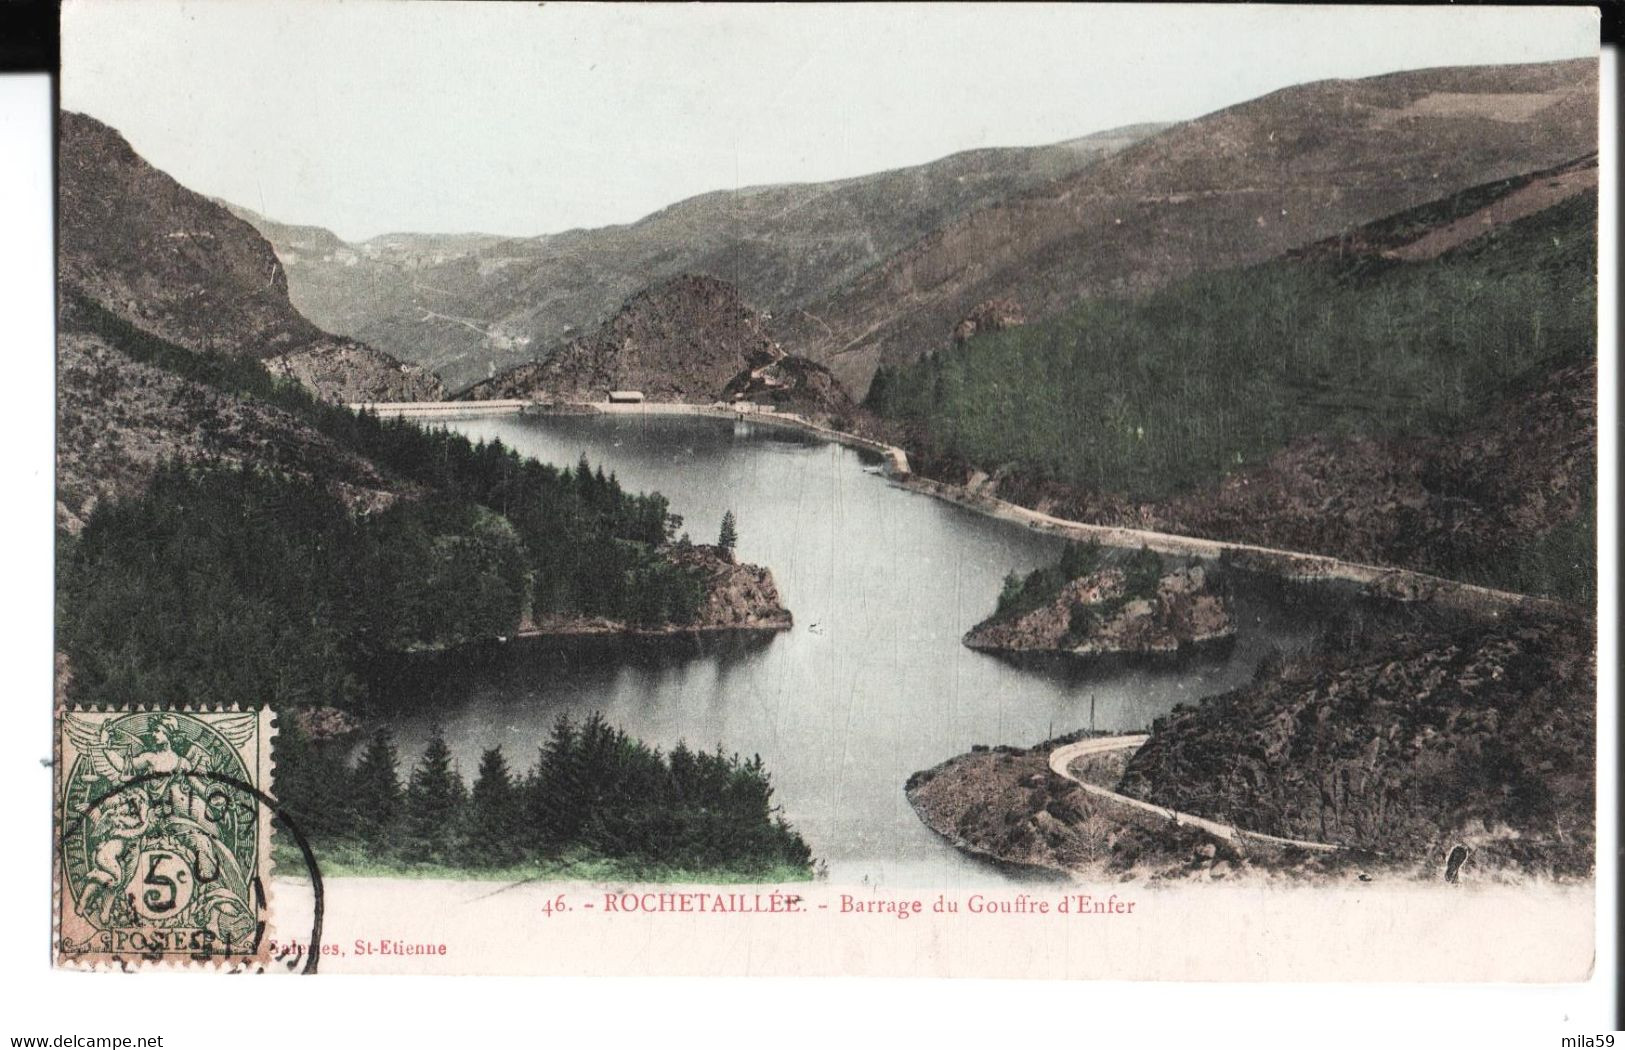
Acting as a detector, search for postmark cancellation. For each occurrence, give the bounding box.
[54,707,276,969]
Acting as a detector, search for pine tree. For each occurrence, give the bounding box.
[350,727,402,851]
[528,715,582,849]
[717,511,738,557]
[403,728,466,864]
[1058,539,1103,581]
[995,572,1024,616]
[465,747,521,867]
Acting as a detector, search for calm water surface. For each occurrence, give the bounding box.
[384,414,1323,885]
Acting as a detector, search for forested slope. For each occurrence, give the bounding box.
[870,181,1596,600]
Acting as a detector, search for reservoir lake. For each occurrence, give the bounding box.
[382,413,1325,886]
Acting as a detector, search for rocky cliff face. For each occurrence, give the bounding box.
[464,274,855,415]
[59,112,442,403]
[777,59,1597,395]
[1157,357,1596,585]
[1117,608,1595,877]
[965,564,1235,658]
[671,544,794,631]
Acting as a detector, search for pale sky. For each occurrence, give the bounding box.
[60,1,1597,242]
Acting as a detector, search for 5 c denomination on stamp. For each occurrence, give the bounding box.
[54,707,275,969]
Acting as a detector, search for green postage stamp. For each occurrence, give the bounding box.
[54,708,276,969]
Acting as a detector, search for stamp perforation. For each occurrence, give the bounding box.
[53,705,279,972]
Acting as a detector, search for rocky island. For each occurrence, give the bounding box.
[964,543,1235,661]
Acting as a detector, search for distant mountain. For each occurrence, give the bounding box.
[58,112,443,402]
[776,58,1597,395]
[463,274,853,418]
[217,202,505,345]
[231,125,1164,390]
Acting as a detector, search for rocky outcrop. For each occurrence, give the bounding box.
[1117,608,1595,878]
[914,601,1594,882]
[777,59,1597,395]
[1151,355,1596,587]
[58,111,441,403]
[522,544,791,636]
[464,275,779,403]
[465,274,857,417]
[952,298,1025,346]
[964,564,1234,658]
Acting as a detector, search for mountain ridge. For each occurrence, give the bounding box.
[775,58,1597,394]
[59,111,443,403]
[231,123,1166,388]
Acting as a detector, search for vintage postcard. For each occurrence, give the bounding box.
[49,1,1602,981]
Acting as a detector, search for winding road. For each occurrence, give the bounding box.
[1048,735,1347,854]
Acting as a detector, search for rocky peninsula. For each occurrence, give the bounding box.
[911,600,1594,884]
[520,544,792,638]
[964,552,1235,660]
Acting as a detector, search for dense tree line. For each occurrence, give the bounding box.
[277,715,813,877]
[868,195,1595,503]
[62,294,705,624]
[56,461,709,711]
[56,303,721,711]
[57,297,809,880]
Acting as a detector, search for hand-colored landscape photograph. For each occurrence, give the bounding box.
[53,2,1600,978]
